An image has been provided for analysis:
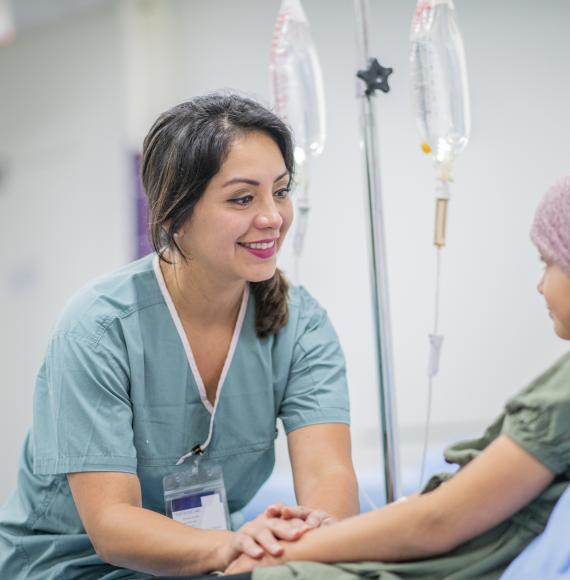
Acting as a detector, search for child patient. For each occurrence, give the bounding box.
[226,174,570,580]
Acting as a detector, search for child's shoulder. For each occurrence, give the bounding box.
[509,352,570,403]
[503,352,570,441]
[502,352,570,475]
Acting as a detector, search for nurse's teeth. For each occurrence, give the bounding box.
[242,241,275,250]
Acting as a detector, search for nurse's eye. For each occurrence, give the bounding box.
[274,187,291,200]
[230,195,254,207]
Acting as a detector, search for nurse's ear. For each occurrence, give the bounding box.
[172,229,193,261]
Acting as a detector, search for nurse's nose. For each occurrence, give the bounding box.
[255,199,283,230]
[537,275,544,295]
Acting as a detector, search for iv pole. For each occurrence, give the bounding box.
[353,0,400,503]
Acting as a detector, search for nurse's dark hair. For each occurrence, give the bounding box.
[141,92,294,338]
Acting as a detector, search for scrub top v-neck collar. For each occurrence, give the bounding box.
[152,254,249,415]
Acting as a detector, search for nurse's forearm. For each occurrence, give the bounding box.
[92,503,232,575]
[298,467,360,520]
[288,424,359,520]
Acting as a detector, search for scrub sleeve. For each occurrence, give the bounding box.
[253,352,570,580]
[33,329,136,476]
[279,293,350,435]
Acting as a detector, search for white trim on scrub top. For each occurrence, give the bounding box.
[152,254,249,421]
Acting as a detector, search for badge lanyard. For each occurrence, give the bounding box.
[163,351,231,530]
[155,257,249,531]
[173,286,248,464]
[163,402,232,530]
[176,402,217,464]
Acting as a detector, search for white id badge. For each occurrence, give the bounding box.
[163,460,231,531]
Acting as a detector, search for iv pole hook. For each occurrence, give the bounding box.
[357,58,393,96]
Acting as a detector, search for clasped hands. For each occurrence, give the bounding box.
[223,503,336,574]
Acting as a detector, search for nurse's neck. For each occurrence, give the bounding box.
[160,258,245,326]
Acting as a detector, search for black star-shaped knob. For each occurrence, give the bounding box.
[357,58,393,96]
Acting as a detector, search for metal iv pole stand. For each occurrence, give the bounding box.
[353,0,400,503]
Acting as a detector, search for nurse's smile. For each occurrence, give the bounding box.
[238,238,278,259]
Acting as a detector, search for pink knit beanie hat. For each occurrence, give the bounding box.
[530,174,570,276]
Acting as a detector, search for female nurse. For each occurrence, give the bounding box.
[0,93,359,579]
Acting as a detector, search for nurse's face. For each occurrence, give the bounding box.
[177,131,293,284]
[537,259,570,340]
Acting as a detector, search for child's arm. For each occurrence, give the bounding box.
[227,434,554,572]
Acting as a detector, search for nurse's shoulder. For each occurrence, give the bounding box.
[52,254,162,341]
[286,284,334,337]
[277,284,344,364]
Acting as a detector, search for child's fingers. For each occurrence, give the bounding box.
[264,502,286,517]
[281,505,313,520]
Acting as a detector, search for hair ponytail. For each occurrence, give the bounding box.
[251,269,289,338]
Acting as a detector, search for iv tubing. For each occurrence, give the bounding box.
[419,188,449,488]
[418,245,443,488]
[354,0,400,503]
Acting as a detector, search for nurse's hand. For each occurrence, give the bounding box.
[235,512,310,558]
[265,502,338,528]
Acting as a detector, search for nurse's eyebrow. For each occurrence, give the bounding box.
[222,171,289,188]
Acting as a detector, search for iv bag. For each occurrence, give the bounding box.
[270,0,326,158]
[0,0,15,46]
[409,0,470,176]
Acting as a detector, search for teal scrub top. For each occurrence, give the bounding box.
[0,254,350,580]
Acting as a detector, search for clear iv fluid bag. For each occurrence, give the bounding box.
[270,0,326,158]
[410,0,470,170]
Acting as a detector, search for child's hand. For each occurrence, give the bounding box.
[265,502,338,528]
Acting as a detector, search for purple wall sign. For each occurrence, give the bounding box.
[133,152,153,259]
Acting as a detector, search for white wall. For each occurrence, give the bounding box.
[0,1,131,497]
[164,0,570,481]
[1,0,569,503]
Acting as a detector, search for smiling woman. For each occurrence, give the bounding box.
[0,93,359,579]
[143,96,296,340]
[168,131,293,292]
